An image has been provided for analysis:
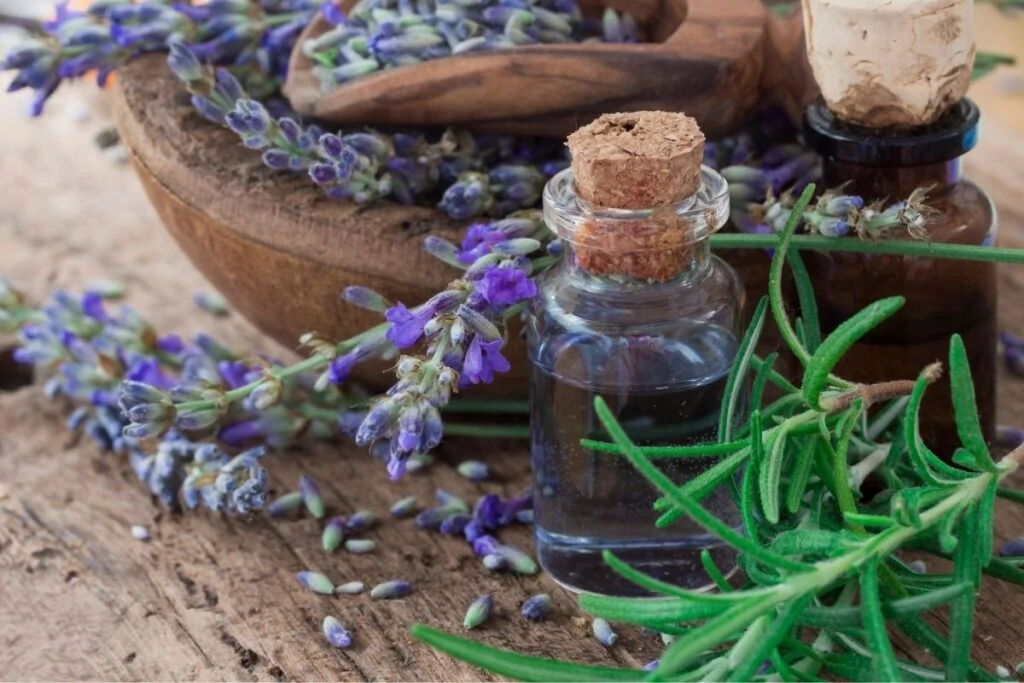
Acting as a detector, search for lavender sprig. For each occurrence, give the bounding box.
[2,0,319,116]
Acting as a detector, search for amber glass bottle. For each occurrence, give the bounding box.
[802,99,997,455]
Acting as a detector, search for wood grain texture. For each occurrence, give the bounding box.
[110,56,530,396]
[284,0,785,137]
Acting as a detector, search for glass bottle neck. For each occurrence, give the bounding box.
[821,156,963,200]
[560,238,713,295]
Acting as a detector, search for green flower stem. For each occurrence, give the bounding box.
[445,399,530,414]
[442,423,531,439]
[173,322,390,414]
[711,233,1024,264]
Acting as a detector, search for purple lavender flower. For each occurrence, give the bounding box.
[473,265,536,311]
[460,336,510,386]
[385,303,434,349]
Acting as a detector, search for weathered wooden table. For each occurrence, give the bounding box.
[3,11,1024,678]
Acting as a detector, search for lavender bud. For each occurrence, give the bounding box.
[824,194,864,216]
[249,377,283,410]
[482,554,505,571]
[323,616,353,648]
[86,279,125,299]
[817,217,851,237]
[299,474,326,519]
[463,595,494,630]
[491,238,542,257]
[515,509,534,524]
[907,559,927,574]
[345,539,377,554]
[193,292,230,316]
[423,236,466,268]
[457,460,490,482]
[436,489,469,513]
[521,594,551,622]
[439,513,472,535]
[643,661,660,672]
[370,580,412,600]
[1001,537,1024,557]
[390,496,419,518]
[297,571,335,595]
[345,510,377,534]
[415,506,454,530]
[131,525,150,542]
[406,452,433,473]
[343,286,391,312]
[335,581,366,595]
[592,618,617,646]
[498,545,538,574]
[455,305,502,341]
[267,491,304,518]
[997,425,1024,449]
[322,517,346,552]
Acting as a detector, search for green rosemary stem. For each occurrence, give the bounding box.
[711,233,1024,264]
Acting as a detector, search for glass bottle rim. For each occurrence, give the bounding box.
[541,166,730,250]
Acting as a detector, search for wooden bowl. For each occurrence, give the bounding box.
[111,55,531,396]
[284,0,777,137]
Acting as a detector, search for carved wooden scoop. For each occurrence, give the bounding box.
[283,0,813,138]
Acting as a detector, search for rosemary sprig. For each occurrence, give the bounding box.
[413,184,1024,681]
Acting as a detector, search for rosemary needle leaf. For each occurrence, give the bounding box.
[860,559,900,681]
[717,296,767,444]
[409,626,643,682]
[949,334,999,473]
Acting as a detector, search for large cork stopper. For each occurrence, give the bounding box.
[565,111,705,282]
[803,0,974,128]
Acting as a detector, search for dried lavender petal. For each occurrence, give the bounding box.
[1001,536,1024,557]
[299,474,325,519]
[131,525,150,542]
[267,491,304,518]
[463,594,493,630]
[297,571,335,595]
[592,618,617,646]
[322,517,346,552]
[473,494,503,530]
[345,539,377,554]
[346,510,377,534]
[323,616,352,648]
[370,580,412,600]
[521,593,551,622]
[390,496,418,518]
[335,581,366,595]
[456,460,490,481]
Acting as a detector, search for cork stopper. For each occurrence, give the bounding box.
[803,0,974,129]
[562,112,705,282]
[567,111,705,209]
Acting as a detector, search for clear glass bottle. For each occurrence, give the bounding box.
[802,99,998,455]
[527,166,744,596]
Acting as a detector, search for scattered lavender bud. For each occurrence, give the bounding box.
[193,292,230,316]
[86,279,125,299]
[457,460,490,481]
[323,616,353,649]
[463,595,494,630]
[299,474,325,519]
[463,519,486,542]
[661,633,677,646]
[267,491,304,518]
[416,506,455,530]
[592,618,617,646]
[322,517,347,552]
[515,509,534,524]
[997,425,1024,449]
[297,571,335,595]
[335,581,366,595]
[405,453,434,473]
[1015,661,1024,675]
[345,539,377,554]
[435,489,469,513]
[997,665,1012,679]
[370,580,412,600]
[643,660,660,672]
[521,593,551,622]
[907,559,927,574]
[345,510,376,534]
[482,554,505,571]
[131,525,150,542]
[390,496,419,518]
[439,513,472,535]
[1001,536,1024,557]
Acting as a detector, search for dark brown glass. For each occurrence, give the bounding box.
[804,156,997,455]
